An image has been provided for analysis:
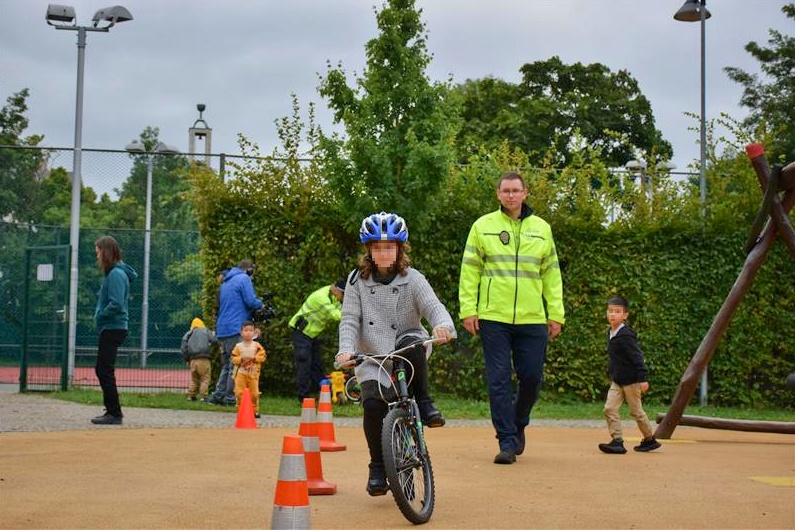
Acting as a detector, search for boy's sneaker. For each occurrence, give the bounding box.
[598,438,627,454]
[187,396,197,402]
[634,436,662,452]
[254,413,261,419]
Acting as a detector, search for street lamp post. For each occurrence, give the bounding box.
[675,0,712,405]
[124,141,180,368]
[46,4,133,383]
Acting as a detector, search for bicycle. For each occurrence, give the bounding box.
[335,337,445,525]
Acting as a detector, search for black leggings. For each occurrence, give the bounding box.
[362,396,389,463]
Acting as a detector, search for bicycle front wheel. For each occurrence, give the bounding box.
[381,406,435,525]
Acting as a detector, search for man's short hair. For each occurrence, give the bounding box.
[607,296,629,309]
[497,172,525,190]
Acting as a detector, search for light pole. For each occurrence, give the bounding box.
[675,0,712,406]
[674,0,711,215]
[46,4,133,383]
[124,141,180,368]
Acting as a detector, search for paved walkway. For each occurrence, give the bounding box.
[0,390,611,433]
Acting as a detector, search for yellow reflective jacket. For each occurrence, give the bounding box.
[459,205,565,325]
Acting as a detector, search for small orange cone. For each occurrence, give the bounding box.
[299,398,336,495]
[235,388,257,429]
[271,434,310,529]
[317,384,346,451]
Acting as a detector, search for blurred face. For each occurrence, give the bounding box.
[369,240,399,274]
[606,304,628,329]
[240,325,257,341]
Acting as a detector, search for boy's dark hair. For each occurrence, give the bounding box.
[608,296,629,309]
[241,320,255,329]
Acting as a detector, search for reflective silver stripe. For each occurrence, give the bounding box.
[482,269,541,279]
[271,506,311,528]
[277,454,308,481]
[301,436,320,453]
[484,254,543,265]
[317,411,333,422]
[461,256,482,268]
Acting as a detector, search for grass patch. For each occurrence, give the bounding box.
[43,388,795,422]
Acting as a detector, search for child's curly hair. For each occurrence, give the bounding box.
[357,242,412,280]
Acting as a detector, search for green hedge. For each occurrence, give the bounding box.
[188,151,794,408]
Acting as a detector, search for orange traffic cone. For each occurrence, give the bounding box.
[317,384,346,451]
[235,388,257,429]
[299,398,336,495]
[271,434,310,530]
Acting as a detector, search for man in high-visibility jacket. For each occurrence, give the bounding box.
[289,279,346,401]
[459,172,565,465]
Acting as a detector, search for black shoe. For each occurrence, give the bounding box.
[494,450,516,464]
[254,413,261,419]
[201,396,221,405]
[516,427,526,456]
[187,396,198,402]
[222,399,237,407]
[418,400,445,428]
[366,463,388,496]
[598,438,627,454]
[634,437,661,452]
[91,413,122,425]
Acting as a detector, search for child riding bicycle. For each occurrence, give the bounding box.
[336,212,457,497]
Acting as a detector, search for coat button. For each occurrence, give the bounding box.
[392,288,398,294]
[391,324,397,330]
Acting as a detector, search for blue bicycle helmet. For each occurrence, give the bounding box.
[359,212,409,244]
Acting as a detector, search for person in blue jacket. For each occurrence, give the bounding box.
[204,259,264,405]
[91,236,137,425]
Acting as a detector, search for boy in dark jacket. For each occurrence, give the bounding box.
[181,317,217,401]
[598,296,661,454]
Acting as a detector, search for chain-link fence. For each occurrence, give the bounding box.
[1,145,210,391]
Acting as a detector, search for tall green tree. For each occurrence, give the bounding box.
[317,0,461,237]
[453,57,673,168]
[724,3,795,165]
[0,89,46,223]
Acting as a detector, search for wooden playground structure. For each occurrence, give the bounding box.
[655,143,795,438]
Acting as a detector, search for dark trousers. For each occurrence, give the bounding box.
[95,329,128,417]
[479,320,548,452]
[291,329,324,400]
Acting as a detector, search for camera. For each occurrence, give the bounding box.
[252,292,276,323]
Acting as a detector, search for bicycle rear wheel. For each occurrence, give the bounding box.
[381,406,435,525]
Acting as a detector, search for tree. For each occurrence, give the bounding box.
[724,3,795,164]
[453,57,673,168]
[317,0,461,236]
[0,89,46,223]
[117,126,195,231]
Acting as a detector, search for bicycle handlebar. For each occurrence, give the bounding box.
[333,337,447,370]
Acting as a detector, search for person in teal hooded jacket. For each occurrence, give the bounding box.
[91,236,137,425]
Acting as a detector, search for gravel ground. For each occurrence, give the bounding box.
[0,389,610,433]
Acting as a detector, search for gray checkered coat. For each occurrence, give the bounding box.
[337,267,456,387]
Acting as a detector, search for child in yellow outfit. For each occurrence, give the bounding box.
[231,320,266,418]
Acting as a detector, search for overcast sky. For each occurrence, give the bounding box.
[1,0,790,197]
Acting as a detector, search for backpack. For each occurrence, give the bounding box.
[186,328,212,359]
